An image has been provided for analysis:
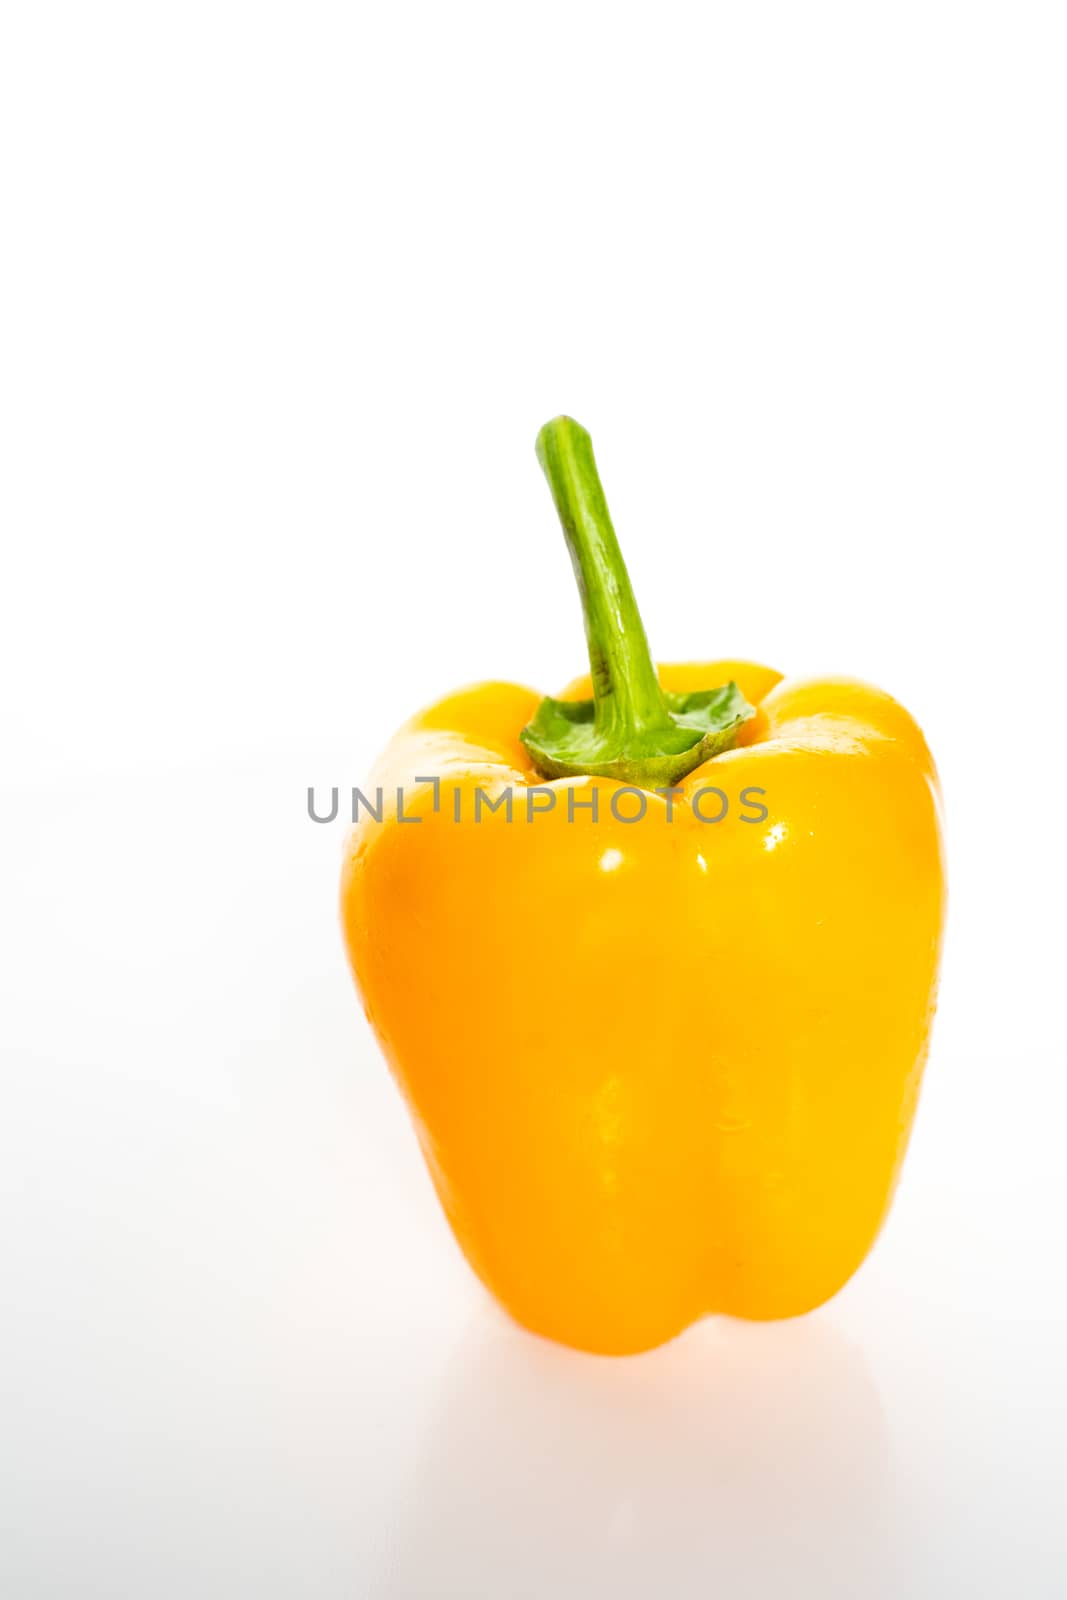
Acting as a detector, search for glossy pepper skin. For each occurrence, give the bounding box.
[341,421,946,1356]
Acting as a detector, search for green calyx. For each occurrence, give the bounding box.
[520,416,754,786]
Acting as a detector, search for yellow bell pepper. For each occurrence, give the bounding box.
[341,417,946,1355]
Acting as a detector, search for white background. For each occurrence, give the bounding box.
[2,4,1065,1596]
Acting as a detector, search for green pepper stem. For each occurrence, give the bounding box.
[535,417,671,740]
[523,416,754,785]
